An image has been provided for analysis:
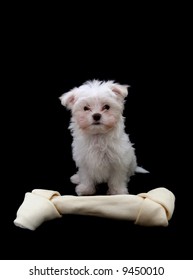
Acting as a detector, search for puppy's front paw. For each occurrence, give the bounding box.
[107,187,129,195]
[75,184,96,196]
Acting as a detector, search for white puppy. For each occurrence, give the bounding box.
[60,80,147,195]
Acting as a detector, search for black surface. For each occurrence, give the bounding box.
[2,7,190,260]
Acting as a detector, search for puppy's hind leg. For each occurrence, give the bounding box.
[70,173,80,184]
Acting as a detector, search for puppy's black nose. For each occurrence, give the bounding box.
[92,113,101,121]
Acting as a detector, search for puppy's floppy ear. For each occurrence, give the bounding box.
[59,88,77,110]
[110,83,130,100]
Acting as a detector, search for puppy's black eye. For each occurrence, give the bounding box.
[103,104,110,110]
[84,106,90,111]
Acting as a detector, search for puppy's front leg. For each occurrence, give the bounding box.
[107,170,129,195]
[75,167,96,196]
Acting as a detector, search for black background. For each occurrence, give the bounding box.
[2,4,191,260]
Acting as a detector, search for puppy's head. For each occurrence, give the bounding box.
[60,80,129,134]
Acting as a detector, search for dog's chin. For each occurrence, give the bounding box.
[83,122,114,135]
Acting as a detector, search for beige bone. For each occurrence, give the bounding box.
[14,187,175,230]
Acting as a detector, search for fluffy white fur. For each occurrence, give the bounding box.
[60,80,146,196]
